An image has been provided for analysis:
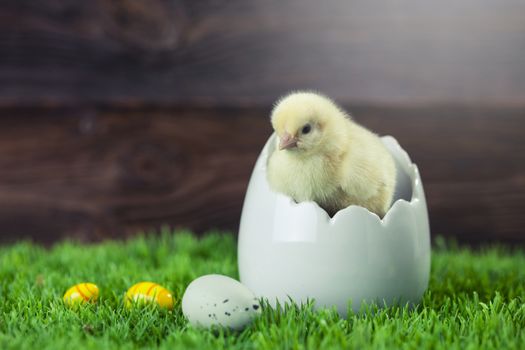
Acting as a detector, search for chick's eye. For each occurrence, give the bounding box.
[302,124,311,134]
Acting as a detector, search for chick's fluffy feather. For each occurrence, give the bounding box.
[267,92,397,217]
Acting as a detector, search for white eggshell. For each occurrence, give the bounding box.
[182,274,261,330]
[238,134,431,317]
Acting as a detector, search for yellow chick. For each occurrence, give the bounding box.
[267,91,397,217]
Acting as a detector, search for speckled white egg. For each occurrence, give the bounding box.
[182,274,261,330]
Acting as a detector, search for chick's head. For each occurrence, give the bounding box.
[271,91,348,155]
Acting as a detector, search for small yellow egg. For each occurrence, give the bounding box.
[125,282,174,309]
[63,282,99,306]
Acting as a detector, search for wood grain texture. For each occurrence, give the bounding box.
[0,106,523,244]
[0,1,524,244]
[1,0,525,106]
[0,106,270,243]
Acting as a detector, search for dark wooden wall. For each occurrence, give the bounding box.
[0,0,524,244]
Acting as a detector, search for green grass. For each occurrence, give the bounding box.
[0,231,523,350]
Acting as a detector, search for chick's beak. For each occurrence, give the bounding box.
[279,132,298,150]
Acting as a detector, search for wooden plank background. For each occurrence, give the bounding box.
[0,0,524,244]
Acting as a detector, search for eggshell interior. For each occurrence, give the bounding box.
[238,134,431,317]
